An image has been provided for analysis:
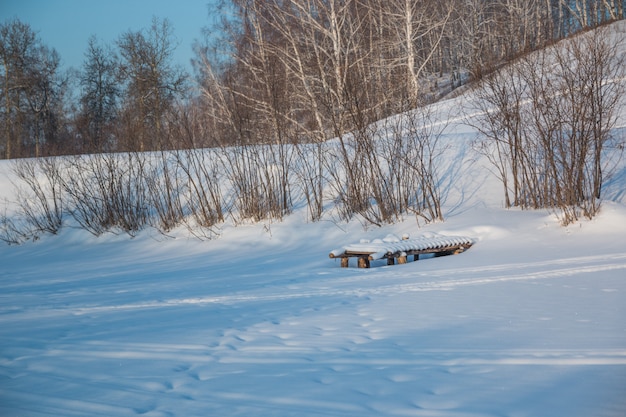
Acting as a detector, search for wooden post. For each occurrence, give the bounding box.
[341,257,349,268]
[387,257,395,266]
[358,257,370,268]
[398,255,407,264]
[413,254,419,262]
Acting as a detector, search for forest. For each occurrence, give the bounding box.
[0,0,625,243]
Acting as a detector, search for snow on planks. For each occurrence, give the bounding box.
[329,232,474,268]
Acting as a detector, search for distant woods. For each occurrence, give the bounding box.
[1,1,623,158]
[1,1,625,242]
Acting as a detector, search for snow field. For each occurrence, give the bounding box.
[1,201,626,416]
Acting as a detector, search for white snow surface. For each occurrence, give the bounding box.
[2,36,626,416]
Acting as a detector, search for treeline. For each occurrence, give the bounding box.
[200,0,625,148]
[1,17,188,158]
[1,1,624,159]
[0,1,625,243]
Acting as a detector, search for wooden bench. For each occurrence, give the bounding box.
[329,233,473,268]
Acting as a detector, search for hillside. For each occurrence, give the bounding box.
[1,24,626,417]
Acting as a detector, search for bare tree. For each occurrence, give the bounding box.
[77,36,119,152]
[1,18,63,159]
[117,17,188,151]
[371,0,454,107]
[1,18,36,159]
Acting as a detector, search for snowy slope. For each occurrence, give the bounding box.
[2,28,626,417]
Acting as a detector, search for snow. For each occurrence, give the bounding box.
[2,29,626,417]
[333,232,474,260]
[3,203,626,417]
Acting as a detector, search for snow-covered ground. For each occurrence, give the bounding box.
[2,35,626,417]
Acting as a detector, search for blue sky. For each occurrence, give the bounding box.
[1,0,217,73]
